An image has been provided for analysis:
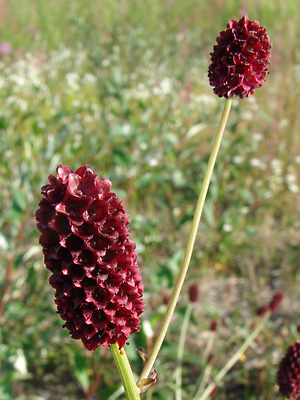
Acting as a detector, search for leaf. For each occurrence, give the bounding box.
[67,348,90,391]
[11,186,26,210]
[136,347,147,363]
[73,353,90,390]
[11,349,28,377]
[110,124,132,139]
[137,377,156,393]
[186,123,206,140]
[0,233,9,251]
[14,254,24,269]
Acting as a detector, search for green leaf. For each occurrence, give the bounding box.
[67,348,90,391]
[0,232,9,251]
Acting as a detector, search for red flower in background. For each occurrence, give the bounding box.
[189,283,199,303]
[208,15,271,99]
[36,165,145,351]
[269,290,283,312]
[277,340,300,399]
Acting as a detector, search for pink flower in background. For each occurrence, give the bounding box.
[36,165,145,350]
[208,15,271,99]
[0,42,11,56]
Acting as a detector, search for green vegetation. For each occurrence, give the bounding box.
[0,0,300,399]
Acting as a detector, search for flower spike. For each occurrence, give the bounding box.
[277,340,300,399]
[36,165,145,351]
[208,15,271,99]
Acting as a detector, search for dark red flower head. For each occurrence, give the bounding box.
[189,283,199,303]
[269,291,283,312]
[36,165,145,351]
[208,15,271,99]
[256,304,270,317]
[277,340,300,399]
[210,387,218,398]
[210,320,217,332]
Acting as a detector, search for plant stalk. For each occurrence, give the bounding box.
[111,343,140,400]
[176,304,193,400]
[137,98,232,385]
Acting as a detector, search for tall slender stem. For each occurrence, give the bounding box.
[195,312,271,400]
[111,343,140,400]
[137,98,232,385]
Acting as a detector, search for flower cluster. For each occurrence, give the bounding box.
[277,340,300,399]
[208,15,271,99]
[36,165,145,350]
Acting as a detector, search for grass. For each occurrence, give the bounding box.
[0,0,300,399]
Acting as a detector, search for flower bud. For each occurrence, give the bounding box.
[210,320,217,332]
[269,291,283,312]
[189,283,199,303]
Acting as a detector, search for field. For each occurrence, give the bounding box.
[1,0,300,399]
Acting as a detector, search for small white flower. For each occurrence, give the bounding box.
[153,77,173,95]
[148,157,159,167]
[38,121,46,129]
[123,123,131,135]
[242,111,253,121]
[286,173,297,184]
[270,159,283,175]
[232,155,244,164]
[250,158,265,169]
[279,118,288,128]
[173,207,181,217]
[66,72,80,91]
[289,184,299,193]
[160,77,172,94]
[194,94,217,108]
[223,224,233,232]
[84,115,93,123]
[72,100,81,108]
[0,77,5,89]
[241,207,249,215]
[252,132,263,142]
[102,59,110,67]
[10,74,27,87]
[18,99,28,112]
[84,73,97,84]
[153,86,161,95]
[294,155,300,164]
[140,142,148,150]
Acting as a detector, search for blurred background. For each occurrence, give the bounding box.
[0,0,300,399]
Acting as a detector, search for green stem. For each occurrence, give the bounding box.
[111,343,140,400]
[202,331,216,363]
[192,364,213,400]
[195,312,271,400]
[190,331,216,400]
[137,98,232,385]
[224,321,252,348]
[176,304,193,400]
